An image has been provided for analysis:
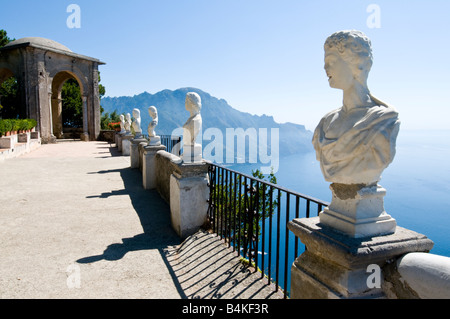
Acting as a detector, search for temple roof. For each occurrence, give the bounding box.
[1,37,105,65]
[4,37,73,53]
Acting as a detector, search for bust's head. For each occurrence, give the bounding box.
[126,113,131,121]
[185,92,201,114]
[132,108,140,119]
[148,106,157,118]
[324,30,373,90]
[120,114,124,121]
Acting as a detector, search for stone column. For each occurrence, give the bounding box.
[169,161,209,239]
[117,132,125,151]
[130,136,148,169]
[81,95,89,141]
[121,134,133,156]
[287,218,433,299]
[51,98,63,139]
[142,144,166,189]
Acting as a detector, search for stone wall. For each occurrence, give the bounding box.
[383,252,450,299]
[155,150,182,204]
[0,131,41,161]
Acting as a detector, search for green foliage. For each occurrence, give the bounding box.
[0,119,12,136]
[61,79,83,128]
[0,29,14,48]
[212,168,279,253]
[0,77,21,119]
[0,118,37,136]
[100,110,121,130]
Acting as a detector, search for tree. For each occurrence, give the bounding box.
[211,168,279,259]
[0,30,18,118]
[61,79,83,127]
[100,110,121,130]
[62,72,106,128]
[0,29,14,48]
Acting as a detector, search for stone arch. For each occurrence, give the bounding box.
[0,67,15,84]
[50,70,85,139]
[0,37,105,143]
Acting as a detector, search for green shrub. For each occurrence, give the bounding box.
[27,118,37,130]
[0,118,37,136]
[0,119,12,136]
[9,119,20,131]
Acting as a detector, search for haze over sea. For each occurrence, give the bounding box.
[229,129,450,258]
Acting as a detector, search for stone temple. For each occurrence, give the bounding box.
[0,37,105,143]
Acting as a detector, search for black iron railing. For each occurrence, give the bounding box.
[206,163,329,299]
[142,134,181,155]
[160,135,181,155]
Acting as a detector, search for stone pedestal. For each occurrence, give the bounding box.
[18,132,30,143]
[130,137,148,168]
[117,132,126,151]
[169,161,209,239]
[80,133,90,142]
[320,183,397,238]
[121,134,133,156]
[287,217,434,299]
[148,136,161,146]
[181,144,202,163]
[142,144,166,189]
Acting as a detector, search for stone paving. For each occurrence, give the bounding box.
[0,141,282,299]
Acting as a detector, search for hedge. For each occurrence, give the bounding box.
[0,119,37,137]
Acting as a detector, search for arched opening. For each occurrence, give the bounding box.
[51,71,84,139]
[0,68,22,119]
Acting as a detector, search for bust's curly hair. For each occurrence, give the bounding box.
[324,30,373,85]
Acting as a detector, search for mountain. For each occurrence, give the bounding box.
[101,87,314,158]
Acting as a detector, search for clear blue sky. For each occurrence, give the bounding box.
[1,0,449,131]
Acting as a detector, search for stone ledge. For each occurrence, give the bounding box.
[288,217,434,268]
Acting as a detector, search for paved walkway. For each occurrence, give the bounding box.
[0,141,282,299]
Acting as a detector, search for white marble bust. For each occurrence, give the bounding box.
[313,30,400,238]
[182,92,202,162]
[119,114,126,134]
[313,30,400,186]
[132,108,142,138]
[148,106,158,138]
[124,113,132,135]
[147,106,161,146]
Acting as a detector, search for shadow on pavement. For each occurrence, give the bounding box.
[77,164,187,298]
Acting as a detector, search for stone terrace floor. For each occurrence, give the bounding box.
[0,141,283,299]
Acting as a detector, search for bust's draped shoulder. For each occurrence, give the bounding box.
[313,103,400,184]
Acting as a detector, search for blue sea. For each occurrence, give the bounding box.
[227,129,450,292]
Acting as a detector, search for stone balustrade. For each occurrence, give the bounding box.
[0,131,41,161]
[116,130,209,240]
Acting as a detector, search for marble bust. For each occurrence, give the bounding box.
[313,30,400,238]
[132,108,142,138]
[182,92,202,163]
[119,114,126,134]
[124,113,132,135]
[147,106,161,146]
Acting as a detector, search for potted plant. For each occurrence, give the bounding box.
[0,119,12,137]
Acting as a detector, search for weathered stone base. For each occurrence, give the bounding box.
[169,161,209,239]
[142,145,166,189]
[288,217,434,299]
[121,135,133,156]
[320,183,397,238]
[181,144,202,163]
[130,137,148,168]
[80,133,90,142]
